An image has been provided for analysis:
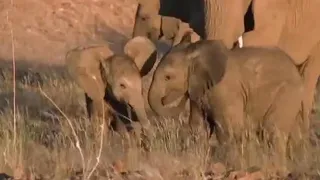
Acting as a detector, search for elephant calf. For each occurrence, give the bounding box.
[148,32,307,164]
[65,37,158,140]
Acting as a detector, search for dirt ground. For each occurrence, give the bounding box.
[0,0,136,65]
[1,0,320,179]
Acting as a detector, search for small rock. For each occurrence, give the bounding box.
[248,171,264,180]
[112,159,127,174]
[207,162,227,175]
[246,167,261,174]
[284,172,307,180]
[138,163,163,180]
[227,170,247,180]
[239,167,264,180]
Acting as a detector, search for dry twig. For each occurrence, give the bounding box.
[7,0,17,156]
[39,86,86,177]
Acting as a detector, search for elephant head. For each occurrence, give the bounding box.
[65,37,157,128]
[148,32,227,117]
[132,0,162,40]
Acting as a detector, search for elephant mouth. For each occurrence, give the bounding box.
[161,90,187,108]
[161,95,185,108]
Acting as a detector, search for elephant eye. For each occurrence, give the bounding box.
[120,83,126,89]
[164,75,171,81]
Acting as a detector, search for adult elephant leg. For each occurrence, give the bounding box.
[203,0,251,49]
[300,43,320,127]
[242,0,289,47]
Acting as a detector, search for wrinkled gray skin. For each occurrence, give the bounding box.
[65,37,158,137]
[148,33,307,165]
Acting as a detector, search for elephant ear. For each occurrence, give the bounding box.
[124,36,157,76]
[65,45,113,101]
[187,40,227,101]
[172,22,201,46]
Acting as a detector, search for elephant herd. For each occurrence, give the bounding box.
[65,0,320,168]
[133,0,320,121]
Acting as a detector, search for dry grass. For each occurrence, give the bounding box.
[1,0,320,179]
[0,60,320,180]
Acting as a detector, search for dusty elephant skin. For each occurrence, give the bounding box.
[202,0,252,49]
[242,0,320,130]
[148,33,308,169]
[65,36,158,142]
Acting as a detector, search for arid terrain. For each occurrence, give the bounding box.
[1,0,320,179]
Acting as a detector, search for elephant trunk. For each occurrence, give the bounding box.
[148,84,166,116]
[132,5,144,38]
[148,81,187,117]
[130,94,151,129]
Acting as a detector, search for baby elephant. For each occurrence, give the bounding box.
[65,37,157,141]
[148,32,308,165]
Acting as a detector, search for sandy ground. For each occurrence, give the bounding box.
[0,0,137,65]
